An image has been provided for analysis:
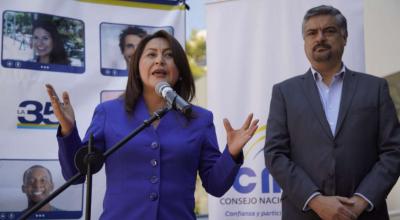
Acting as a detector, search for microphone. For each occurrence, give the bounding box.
[155,81,192,115]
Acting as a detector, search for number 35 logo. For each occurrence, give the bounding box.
[17,100,58,128]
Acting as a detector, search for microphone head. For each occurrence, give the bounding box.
[155,81,170,96]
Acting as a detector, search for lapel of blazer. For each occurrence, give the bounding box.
[334,68,359,137]
[300,69,334,140]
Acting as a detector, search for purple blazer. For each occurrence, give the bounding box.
[57,96,242,220]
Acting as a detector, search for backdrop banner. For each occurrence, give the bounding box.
[206,0,364,219]
[0,0,184,219]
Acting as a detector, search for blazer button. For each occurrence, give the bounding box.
[151,141,159,149]
[150,176,159,184]
[149,192,158,201]
[150,159,158,167]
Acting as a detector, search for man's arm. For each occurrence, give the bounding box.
[353,79,400,206]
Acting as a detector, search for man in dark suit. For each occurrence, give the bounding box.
[264,5,400,220]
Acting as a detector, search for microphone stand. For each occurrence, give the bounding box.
[18,106,171,220]
[85,134,94,220]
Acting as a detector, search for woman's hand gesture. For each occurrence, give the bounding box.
[45,84,75,136]
[223,113,259,159]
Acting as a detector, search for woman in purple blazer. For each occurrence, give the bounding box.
[46,30,258,220]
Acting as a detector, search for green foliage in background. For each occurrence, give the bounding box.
[186,29,206,79]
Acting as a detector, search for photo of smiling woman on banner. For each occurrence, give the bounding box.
[2,11,85,73]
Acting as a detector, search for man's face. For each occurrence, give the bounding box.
[123,34,142,64]
[303,15,347,65]
[22,168,54,203]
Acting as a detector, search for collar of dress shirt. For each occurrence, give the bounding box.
[311,63,346,82]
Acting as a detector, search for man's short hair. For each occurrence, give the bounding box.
[302,5,348,39]
[119,26,147,53]
[23,165,53,184]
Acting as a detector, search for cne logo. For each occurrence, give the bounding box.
[17,100,58,129]
[233,167,281,194]
[232,124,282,194]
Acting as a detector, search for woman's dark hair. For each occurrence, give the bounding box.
[124,30,195,114]
[32,19,70,65]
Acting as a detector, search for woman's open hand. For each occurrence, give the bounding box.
[45,84,75,136]
[223,113,259,159]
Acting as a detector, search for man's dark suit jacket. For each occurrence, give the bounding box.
[264,68,400,220]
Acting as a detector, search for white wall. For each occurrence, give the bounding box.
[364,0,400,77]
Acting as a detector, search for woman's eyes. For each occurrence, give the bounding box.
[33,36,50,41]
[146,52,173,58]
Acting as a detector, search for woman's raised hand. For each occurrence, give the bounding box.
[223,113,259,159]
[45,84,75,136]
